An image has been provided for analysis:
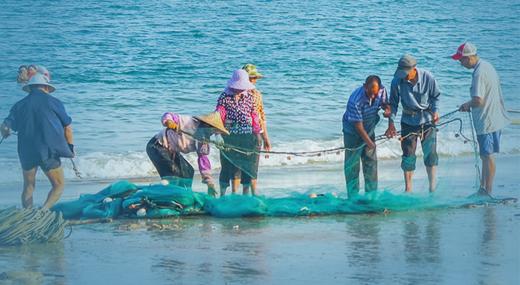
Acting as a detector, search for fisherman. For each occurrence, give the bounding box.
[452,42,510,196]
[342,75,390,198]
[385,54,441,193]
[1,67,74,209]
[146,111,229,197]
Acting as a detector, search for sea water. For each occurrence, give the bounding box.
[0,0,519,182]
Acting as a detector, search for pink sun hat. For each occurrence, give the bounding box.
[226,69,255,91]
[451,42,477,60]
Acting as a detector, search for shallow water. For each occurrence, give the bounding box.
[0,156,519,284]
[0,206,518,285]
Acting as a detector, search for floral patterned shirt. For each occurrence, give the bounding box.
[216,89,261,135]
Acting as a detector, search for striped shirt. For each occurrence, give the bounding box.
[342,86,388,135]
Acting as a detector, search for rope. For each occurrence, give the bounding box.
[180,109,463,157]
[70,158,82,179]
[0,207,68,246]
[468,112,482,189]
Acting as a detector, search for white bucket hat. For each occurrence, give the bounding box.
[226,69,255,91]
[22,72,55,93]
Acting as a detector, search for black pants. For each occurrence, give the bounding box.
[146,137,194,188]
[400,123,438,171]
[343,132,377,198]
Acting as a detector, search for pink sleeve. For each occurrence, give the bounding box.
[250,92,262,134]
[251,112,261,134]
[216,106,227,124]
[161,112,180,126]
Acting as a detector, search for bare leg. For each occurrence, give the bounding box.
[250,179,257,196]
[482,155,496,194]
[219,183,228,197]
[42,167,65,209]
[404,171,413,193]
[231,178,240,194]
[480,155,488,190]
[242,184,250,195]
[426,166,436,193]
[22,168,37,208]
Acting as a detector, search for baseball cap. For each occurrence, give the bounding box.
[451,42,477,60]
[394,54,417,79]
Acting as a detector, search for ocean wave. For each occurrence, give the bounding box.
[60,131,519,180]
[1,131,518,182]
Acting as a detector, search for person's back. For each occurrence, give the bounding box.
[10,89,72,160]
[470,59,510,135]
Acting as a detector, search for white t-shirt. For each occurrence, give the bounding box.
[470,59,510,135]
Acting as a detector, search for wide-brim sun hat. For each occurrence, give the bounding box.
[394,54,417,79]
[22,72,55,93]
[242,63,263,78]
[195,111,230,135]
[227,69,255,91]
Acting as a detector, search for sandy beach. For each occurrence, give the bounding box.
[0,154,518,284]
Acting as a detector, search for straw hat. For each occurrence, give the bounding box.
[22,72,55,93]
[227,69,255,91]
[195,111,230,135]
[242,64,263,78]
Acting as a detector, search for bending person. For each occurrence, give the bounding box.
[1,68,74,209]
[385,54,441,193]
[146,111,229,197]
[342,75,390,198]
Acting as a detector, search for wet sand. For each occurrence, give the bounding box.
[0,155,519,284]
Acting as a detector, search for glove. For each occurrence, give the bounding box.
[68,144,75,153]
[165,120,179,131]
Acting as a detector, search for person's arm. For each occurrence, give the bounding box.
[459,97,484,111]
[161,112,180,131]
[385,80,399,137]
[354,122,376,149]
[52,99,74,154]
[64,125,74,155]
[256,91,271,151]
[429,75,441,122]
[196,142,215,192]
[250,96,263,149]
[2,104,19,138]
[460,73,484,112]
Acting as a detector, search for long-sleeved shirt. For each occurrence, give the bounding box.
[389,68,440,126]
[156,112,213,184]
[215,89,262,135]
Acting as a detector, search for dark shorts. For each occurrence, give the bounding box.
[219,134,259,186]
[400,123,438,171]
[477,131,501,156]
[19,148,61,172]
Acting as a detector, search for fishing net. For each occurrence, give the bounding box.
[47,109,516,221]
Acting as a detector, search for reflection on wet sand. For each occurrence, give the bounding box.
[0,242,66,284]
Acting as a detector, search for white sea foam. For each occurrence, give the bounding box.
[1,130,517,182]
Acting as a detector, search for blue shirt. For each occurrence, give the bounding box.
[389,68,440,126]
[4,89,73,161]
[342,86,387,135]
